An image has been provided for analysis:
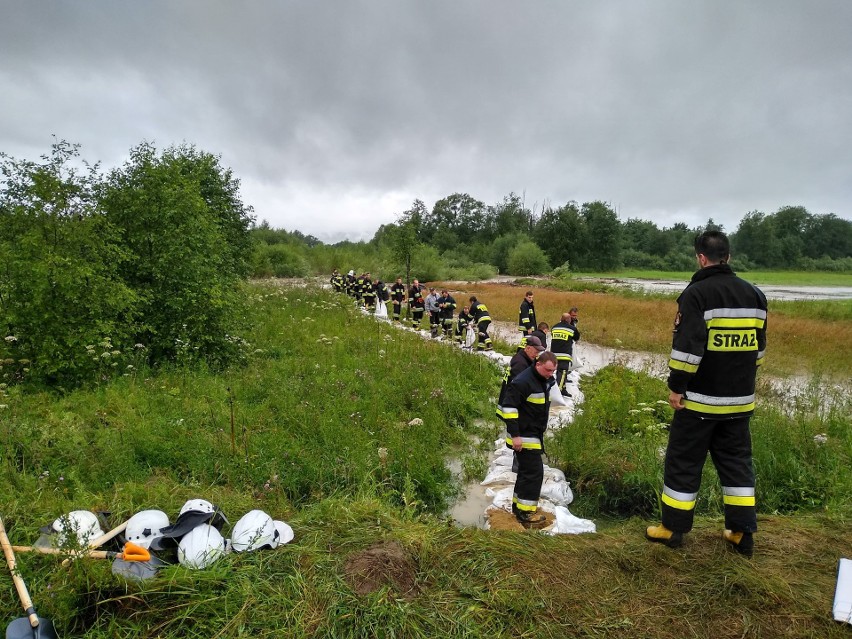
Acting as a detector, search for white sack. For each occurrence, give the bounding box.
[547,506,596,535]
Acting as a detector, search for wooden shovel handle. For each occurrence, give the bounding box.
[0,515,40,629]
[60,519,129,566]
[11,544,111,559]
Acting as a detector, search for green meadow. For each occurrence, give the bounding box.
[1,283,849,638]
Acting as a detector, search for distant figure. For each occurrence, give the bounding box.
[361,272,376,310]
[468,296,493,351]
[390,277,406,322]
[646,230,767,558]
[344,270,356,296]
[550,309,580,396]
[517,290,537,351]
[330,269,344,293]
[408,279,426,329]
[425,287,441,337]
[438,289,457,338]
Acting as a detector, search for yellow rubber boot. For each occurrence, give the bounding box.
[645,524,684,548]
[723,530,754,557]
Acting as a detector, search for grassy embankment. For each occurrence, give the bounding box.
[437,280,852,379]
[1,282,850,637]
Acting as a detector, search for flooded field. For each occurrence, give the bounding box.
[578,277,852,301]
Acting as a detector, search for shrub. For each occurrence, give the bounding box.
[507,240,550,275]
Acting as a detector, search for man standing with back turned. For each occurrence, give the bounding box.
[646,231,767,557]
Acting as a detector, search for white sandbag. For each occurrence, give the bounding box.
[486,486,514,512]
[481,467,516,486]
[547,506,596,535]
[835,558,852,624]
[540,476,574,506]
[543,465,566,483]
[375,300,388,318]
[550,384,568,406]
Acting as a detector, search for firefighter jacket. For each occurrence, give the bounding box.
[355,276,366,297]
[390,283,406,303]
[439,294,456,320]
[344,274,356,294]
[501,364,555,449]
[550,320,580,363]
[361,278,375,300]
[374,281,390,302]
[457,308,474,326]
[519,299,537,334]
[409,284,425,308]
[667,264,767,416]
[496,350,535,421]
[470,302,491,325]
[330,272,344,291]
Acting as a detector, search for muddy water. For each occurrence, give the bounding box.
[577,277,852,301]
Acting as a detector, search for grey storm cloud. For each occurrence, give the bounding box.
[2,1,851,241]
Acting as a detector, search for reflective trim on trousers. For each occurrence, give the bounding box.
[661,485,697,511]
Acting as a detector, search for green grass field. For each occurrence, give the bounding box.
[1,283,849,638]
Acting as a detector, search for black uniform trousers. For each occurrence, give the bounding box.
[392,301,402,321]
[555,359,572,392]
[512,449,544,515]
[662,409,756,534]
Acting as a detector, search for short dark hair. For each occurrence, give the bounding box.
[525,291,534,297]
[694,231,730,263]
[469,296,477,303]
[537,351,557,366]
[537,322,549,330]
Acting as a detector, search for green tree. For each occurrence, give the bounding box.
[507,239,550,275]
[0,141,138,388]
[533,202,586,268]
[580,201,621,270]
[100,142,253,366]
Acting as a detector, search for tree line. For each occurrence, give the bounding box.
[253,193,852,280]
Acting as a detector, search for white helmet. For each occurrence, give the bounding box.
[178,524,226,569]
[51,511,104,546]
[231,510,294,552]
[160,499,224,541]
[125,510,170,549]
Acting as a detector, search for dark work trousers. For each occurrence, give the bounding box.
[392,301,402,322]
[411,307,424,329]
[511,449,544,514]
[662,410,757,534]
[429,311,441,336]
[555,359,572,392]
[477,320,492,350]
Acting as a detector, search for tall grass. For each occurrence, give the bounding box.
[1,284,850,638]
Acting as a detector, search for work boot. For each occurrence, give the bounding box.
[516,511,547,529]
[645,524,683,548]
[723,530,754,558]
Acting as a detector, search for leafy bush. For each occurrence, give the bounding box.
[507,240,550,275]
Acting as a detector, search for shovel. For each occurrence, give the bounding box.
[12,542,162,580]
[11,541,151,563]
[0,515,59,639]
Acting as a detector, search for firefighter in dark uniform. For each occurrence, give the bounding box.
[330,269,344,293]
[550,309,580,396]
[518,291,537,351]
[408,279,426,329]
[354,273,366,304]
[438,289,457,338]
[361,273,376,310]
[496,336,546,422]
[374,278,390,314]
[646,231,767,557]
[468,296,493,351]
[502,351,557,527]
[344,270,356,297]
[390,277,406,322]
[455,305,474,345]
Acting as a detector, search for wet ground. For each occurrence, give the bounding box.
[576,277,852,301]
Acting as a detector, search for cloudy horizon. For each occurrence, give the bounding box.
[2,1,851,243]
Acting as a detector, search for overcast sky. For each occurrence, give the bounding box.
[2,2,851,243]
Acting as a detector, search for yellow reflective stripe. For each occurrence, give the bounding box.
[705,317,765,329]
[661,493,696,511]
[682,399,755,414]
[555,354,573,361]
[668,359,699,373]
[512,499,538,512]
[505,437,542,450]
[526,393,546,404]
[723,495,755,507]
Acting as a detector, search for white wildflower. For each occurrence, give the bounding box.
[408,418,424,427]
